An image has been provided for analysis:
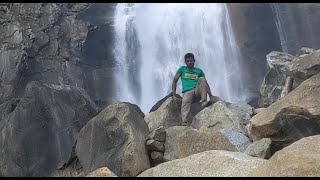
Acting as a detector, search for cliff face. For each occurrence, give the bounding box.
[227,3,320,103]
[271,3,320,55]
[0,3,116,108]
[226,3,282,103]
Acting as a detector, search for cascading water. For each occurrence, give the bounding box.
[113,3,247,113]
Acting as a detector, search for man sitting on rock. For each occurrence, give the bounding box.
[172,52,214,126]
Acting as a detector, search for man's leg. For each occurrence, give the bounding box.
[181,89,195,125]
[195,77,209,101]
[195,77,213,107]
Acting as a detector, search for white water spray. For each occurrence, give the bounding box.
[113,3,247,113]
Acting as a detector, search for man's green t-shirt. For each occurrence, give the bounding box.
[177,66,205,93]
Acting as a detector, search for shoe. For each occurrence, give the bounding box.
[209,95,221,104]
[200,101,209,108]
[181,122,187,126]
[201,100,211,108]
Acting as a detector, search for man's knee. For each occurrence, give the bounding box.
[199,77,206,82]
[198,77,208,85]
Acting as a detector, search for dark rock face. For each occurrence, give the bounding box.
[0,81,97,176]
[77,3,118,107]
[226,3,282,102]
[271,3,320,55]
[0,3,117,109]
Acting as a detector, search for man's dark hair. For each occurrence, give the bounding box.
[184,53,195,61]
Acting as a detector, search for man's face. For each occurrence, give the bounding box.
[185,57,195,68]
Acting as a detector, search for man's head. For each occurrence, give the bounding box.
[184,53,195,68]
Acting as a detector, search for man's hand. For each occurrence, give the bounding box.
[172,93,177,100]
[172,73,180,101]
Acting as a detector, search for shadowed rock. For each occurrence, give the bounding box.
[0,81,97,176]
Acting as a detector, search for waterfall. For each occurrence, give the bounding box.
[113,3,247,113]
[270,4,289,53]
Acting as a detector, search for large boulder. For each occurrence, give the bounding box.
[288,49,320,84]
[75,102,150,177]
[249,135,320,176]
[145,97,182,132]
[138,150,267,177]
[258,51,296,107]
[0,81,97,176]
[191,101,253,136]
[164,126,237,161]
[249,73,320,153]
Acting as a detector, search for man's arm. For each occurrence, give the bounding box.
[172,73,180,98]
